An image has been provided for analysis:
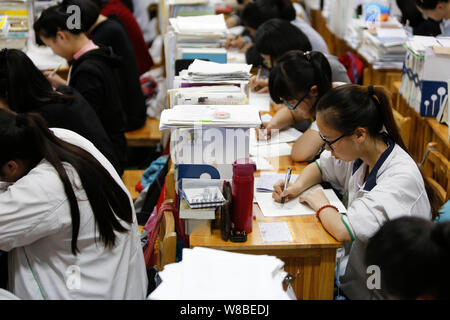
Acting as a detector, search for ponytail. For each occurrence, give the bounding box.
[0,110,132,255]
[370,85,408,151]
[269,50,332,109]
[316,84,407,151]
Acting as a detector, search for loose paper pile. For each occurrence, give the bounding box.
[149,247,293,300]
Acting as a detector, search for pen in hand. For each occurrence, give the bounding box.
[281,167,292,205]
[256,66,262,81]
[48,63,62,78]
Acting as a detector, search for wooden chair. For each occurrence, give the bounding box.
[422,142,450,218]
[122,169,145,201]
[156,203,177,271]
[392,108,411,150]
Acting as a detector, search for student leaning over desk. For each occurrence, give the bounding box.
[33,4,128,172]
[0,48,122,176]
[0,110,147,299]
[257,50,346,162]
[272,84,432,300]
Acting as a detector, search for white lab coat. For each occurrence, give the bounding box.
[0,128,147,300]
[318,138,431,299]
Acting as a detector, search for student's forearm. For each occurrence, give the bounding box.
[268,107,297,130]
[293,161,323,194]
[318,208,352,242]
[291,129,324,162]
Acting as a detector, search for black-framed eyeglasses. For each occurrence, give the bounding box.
[319,131,348,151]
[283,90,309,110]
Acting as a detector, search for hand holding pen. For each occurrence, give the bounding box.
[281,168,292,205]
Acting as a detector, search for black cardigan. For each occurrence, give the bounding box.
[38,85,122,175]
[68,46,128,169]
[90,16,147,131]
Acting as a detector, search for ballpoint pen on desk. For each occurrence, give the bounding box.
[281,167,292,205]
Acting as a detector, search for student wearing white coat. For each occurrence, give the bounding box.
[272,84,432,300]
[0,110,147,299]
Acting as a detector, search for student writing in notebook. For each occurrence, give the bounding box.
[272,84,431,299]
[258,50,345,161]
[64,0,147,131]
[34,4,128,171]
[0,48,122,175]
[0,110,146,299]
[250,19,350,93]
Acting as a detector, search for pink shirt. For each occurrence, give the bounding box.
[73,40,99,60]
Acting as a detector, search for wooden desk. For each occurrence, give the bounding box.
[125,117,162,147]
[189,153,342,300]
[190,194,342,300]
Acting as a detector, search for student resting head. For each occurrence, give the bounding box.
[254,18,312,68]
[365,217,450,299]
[269,50,331,120]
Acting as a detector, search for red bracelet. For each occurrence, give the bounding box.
[316,204,339,221]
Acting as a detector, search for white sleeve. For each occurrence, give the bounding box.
[345,174,431,242]
[317,150,351,189]
[0,173,66,251]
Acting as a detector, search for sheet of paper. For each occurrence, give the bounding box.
[258,222,293,243]
[249,91,271,112]
[255,185,347,217]
[261,114,272,122]
[249,142,292,158]
[250,157,274,171]
[250,127,302,146]
[255,173,299,192]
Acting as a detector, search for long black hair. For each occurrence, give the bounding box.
[365,217,450,299]
[241,0,296,30]
[0,48,74,113]
[0,109,133,254]
[315,84,407,151]
[255,18,312,65]
[269,50,332,111]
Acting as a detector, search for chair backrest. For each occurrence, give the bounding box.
[392,108,411,149]
[422,142,450,217]
[157,209,177,271]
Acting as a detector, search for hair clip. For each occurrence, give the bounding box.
[367,85,380,105]
[304,51,311,61]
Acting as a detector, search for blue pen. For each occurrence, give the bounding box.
[281,167,291,205]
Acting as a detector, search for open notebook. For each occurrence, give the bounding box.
[255,184,346,217]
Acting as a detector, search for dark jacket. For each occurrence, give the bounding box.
[68,46,127,170]
[38,85,122,175]
[90,16,147,131]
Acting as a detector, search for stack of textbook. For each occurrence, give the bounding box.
[358,26,408,69]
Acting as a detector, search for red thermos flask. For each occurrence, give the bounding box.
[232,158,256,233]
